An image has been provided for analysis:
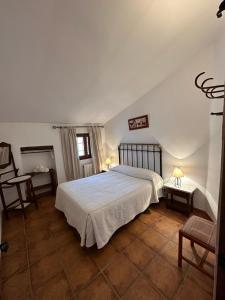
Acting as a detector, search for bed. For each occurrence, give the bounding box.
[55,143,163,249]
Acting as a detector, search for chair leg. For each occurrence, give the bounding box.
[16,183,26,218]
[178,231,183,268]
[26,180,31,202]
[0,186,9,219]
[29,179,38,209]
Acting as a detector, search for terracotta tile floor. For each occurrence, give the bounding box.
[1,196,215,299]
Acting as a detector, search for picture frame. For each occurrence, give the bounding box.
[128,114,149,130]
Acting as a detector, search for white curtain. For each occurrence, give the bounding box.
[60,128,81,181]
[88,126,104,174]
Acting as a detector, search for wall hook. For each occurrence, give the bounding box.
[195,72,224,100]
[217,0,225,18]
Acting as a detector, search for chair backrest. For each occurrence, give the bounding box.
[0,142,18,183]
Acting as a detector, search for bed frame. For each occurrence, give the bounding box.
[118,143,162,177]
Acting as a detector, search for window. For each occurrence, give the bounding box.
[76,133,92,160]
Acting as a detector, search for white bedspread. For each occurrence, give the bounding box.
[56,170,161,248]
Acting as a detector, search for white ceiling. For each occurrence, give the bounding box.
[0,0,224,124]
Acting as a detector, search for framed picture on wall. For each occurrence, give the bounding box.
[128,115,149,130]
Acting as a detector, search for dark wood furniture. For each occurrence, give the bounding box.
[178,215,216,279]
[26,168,57,199]
[0,142,38,218]
[214,93,225,300]
[20,145,57,198]
[163,183,196,216]
[20,145,54,153]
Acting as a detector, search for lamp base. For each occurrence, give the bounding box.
[174,177,182,188]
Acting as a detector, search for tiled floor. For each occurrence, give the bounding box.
[1,196,215,299]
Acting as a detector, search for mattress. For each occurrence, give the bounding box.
[55,167,163,248]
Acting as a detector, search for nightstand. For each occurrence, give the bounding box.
[163,182,196,216]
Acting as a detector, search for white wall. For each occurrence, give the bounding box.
[0,1,223,125]
[105,44,220,213]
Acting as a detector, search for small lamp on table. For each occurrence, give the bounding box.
[172,167,184,188]
[105,158,112,170]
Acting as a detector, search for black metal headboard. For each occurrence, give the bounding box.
[118,143,162,177]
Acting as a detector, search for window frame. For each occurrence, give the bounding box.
[76,133,92,160]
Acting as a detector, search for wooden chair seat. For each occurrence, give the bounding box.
[7,175,31,184]
[181,215,216,251]
[178,215,216,278]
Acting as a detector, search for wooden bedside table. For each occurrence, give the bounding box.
[163,182,196,216]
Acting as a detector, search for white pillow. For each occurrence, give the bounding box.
[110,164,164,201]
[110,165,159,181]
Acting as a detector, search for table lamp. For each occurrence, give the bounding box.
[172,167,184,187]
[105,158,112,169]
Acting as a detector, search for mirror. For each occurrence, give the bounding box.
[0,142,11,169]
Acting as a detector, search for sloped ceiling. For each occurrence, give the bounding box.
[0,0,224,123]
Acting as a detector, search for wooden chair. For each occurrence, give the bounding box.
[178,215,216,278]
[0,142,38,218]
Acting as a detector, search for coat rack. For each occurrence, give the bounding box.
[217,0,225,18]
[195,72,224,116]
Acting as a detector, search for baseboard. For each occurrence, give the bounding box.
[183,179,218,221]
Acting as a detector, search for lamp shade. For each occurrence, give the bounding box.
[172,167,184,178]
[105,158,111,165]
